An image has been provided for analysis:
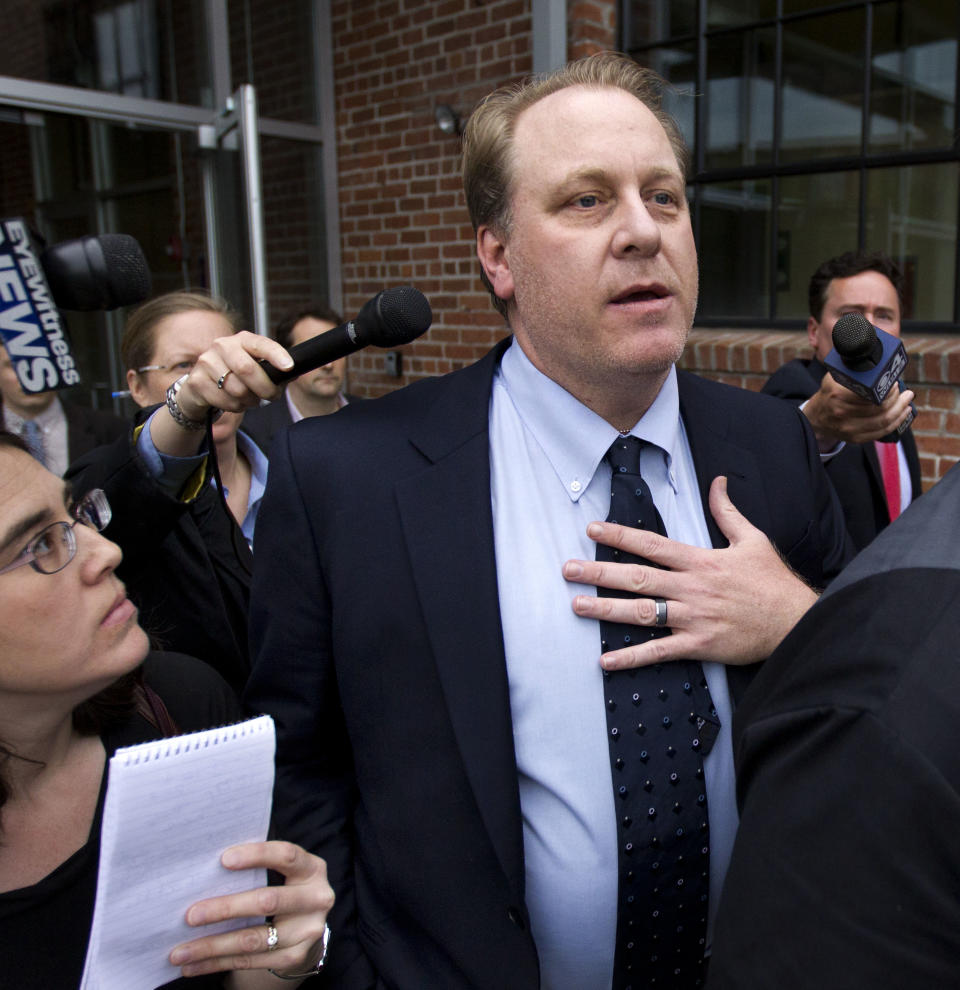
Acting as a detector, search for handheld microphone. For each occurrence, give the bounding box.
[260,285,432,385]
[825,311,915,441]
[40,233,152,311]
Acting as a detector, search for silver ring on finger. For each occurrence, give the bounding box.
[217,370,232,390]
[266,924,279,951]
[654,597,668,627]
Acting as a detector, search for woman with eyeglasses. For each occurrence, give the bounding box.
[122,293,268,536]
[66,292,292,695]
[0,430,332,988]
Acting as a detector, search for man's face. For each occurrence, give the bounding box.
[0,346,56,416]
[807,270,902,361]
[478,85,698,402]
[286,317,346,406]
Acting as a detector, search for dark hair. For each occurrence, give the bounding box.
[808,251,904,323]
[271,304,344,350]
[121,290,242,373]
[462,51,690,319]
[0,430,139,829]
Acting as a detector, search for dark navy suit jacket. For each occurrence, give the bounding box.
[241,391,360,456]
[246,339,851,990]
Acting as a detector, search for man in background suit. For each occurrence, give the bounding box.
[707,459,960,989]
[763,251,921,550]
[245,54,854,989]
[0,343,125,475]
[242,303,359,455]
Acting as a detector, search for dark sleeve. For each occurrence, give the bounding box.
[67,419,252,694]
[142,651,242,730]
[65,412,200,554]
[760,359,819,405]
[244,428,377,990]
[786,400,854,587]
[708,574,960,989]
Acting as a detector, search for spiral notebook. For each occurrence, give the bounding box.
[80,715,276,990]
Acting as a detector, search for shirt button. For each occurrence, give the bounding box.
[570,479,582,493]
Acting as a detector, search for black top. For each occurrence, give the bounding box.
[708,466,960,988]
[0,653,241,990]
[66,414,253,695]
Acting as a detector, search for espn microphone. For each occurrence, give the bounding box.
[260,285,432,385]
[824,311,915,441]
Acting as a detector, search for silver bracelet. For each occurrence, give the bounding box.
[268,924,331,980]
[165,373,222,431]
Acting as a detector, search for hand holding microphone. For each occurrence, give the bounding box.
[803,313,916,450]
[180,285,432,416]
[257,285,433,385]
[825,312,916,443]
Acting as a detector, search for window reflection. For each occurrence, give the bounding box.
[644,44,698,156]
[706,28,775,169]
[866,163,958,321]
[624,0,959,325]
[777,172,860,319]
[624,1,697,46]
[698,180,772,319]
[94,0,159,98]
[871,0,957,152]
[707,0,775,31]
[782,9,866,163]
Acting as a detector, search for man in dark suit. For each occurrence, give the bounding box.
[763,251,921,550]
[0,342,126,475]
[242,303,360,455]
[245,54,850,989]
[706,461,960,989]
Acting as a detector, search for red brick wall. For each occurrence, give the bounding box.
[330,0,530,395]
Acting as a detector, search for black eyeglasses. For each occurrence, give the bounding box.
[0,490,112,576]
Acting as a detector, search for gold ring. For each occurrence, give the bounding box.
[217,370,231,390]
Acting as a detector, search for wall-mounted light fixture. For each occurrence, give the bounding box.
[434,104,461,136]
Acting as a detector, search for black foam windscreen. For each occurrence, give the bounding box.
[831,312,884,371]
[40,233,151,311]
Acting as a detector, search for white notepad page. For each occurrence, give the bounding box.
[80,714,276,990]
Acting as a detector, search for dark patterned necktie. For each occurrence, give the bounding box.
[597,435,720,990]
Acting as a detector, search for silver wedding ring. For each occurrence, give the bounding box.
[654,597,668,627]
[266,924,279,950]
[217,370,231,390]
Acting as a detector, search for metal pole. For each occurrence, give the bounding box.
[237,84,269,336]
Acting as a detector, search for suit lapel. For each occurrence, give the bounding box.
[678,372,772,548]
[394,340,526,896]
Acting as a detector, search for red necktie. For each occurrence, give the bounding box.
[875,441,901,521]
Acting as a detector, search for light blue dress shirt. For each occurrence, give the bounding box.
[490,341,738,989]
